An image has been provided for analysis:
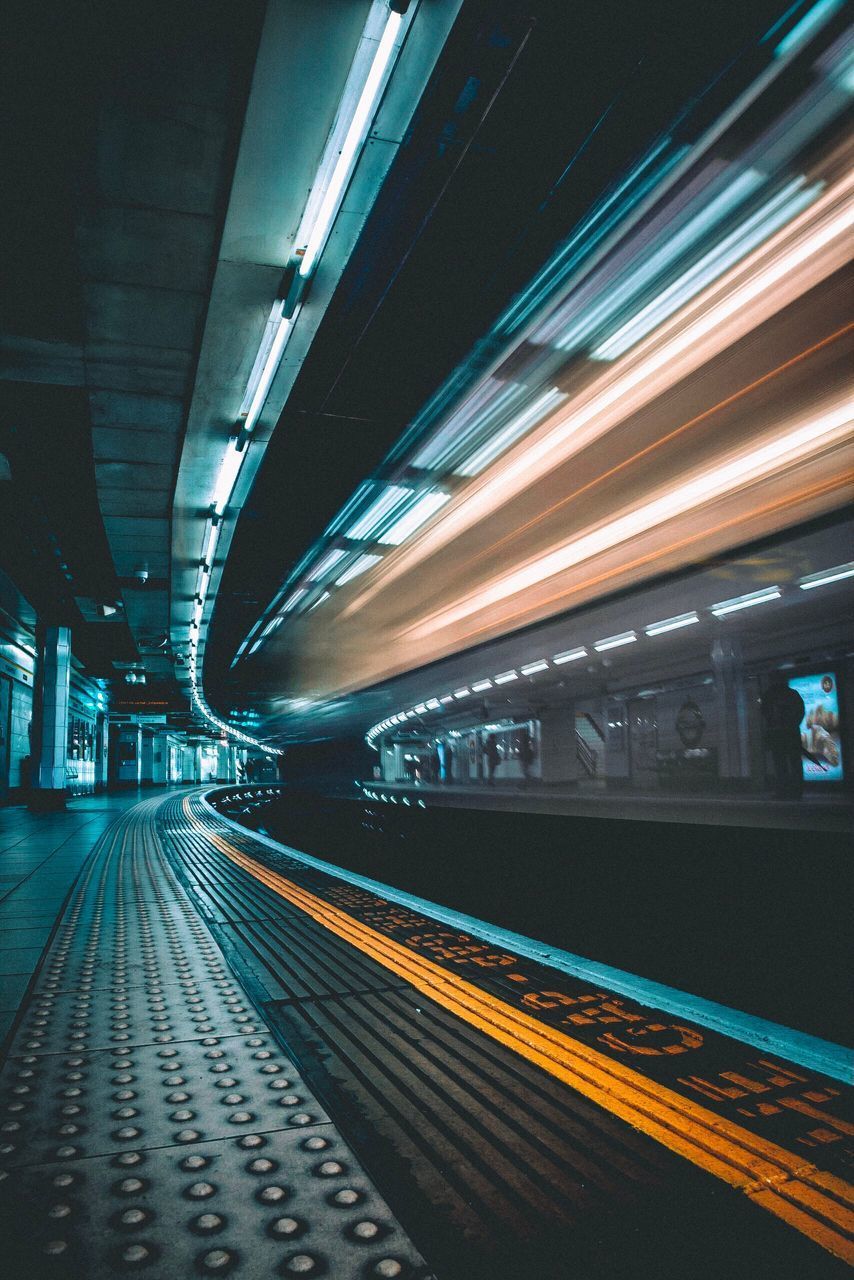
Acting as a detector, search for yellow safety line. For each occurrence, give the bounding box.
[184,798,854,1262]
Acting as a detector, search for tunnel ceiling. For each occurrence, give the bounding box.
[0,0,796,716]
[203,0,790,711]
[0,0,265,693]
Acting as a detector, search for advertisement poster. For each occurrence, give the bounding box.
[789,672,843,782]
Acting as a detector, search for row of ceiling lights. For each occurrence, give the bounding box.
[185,1,412,752]
[364,560,854,746]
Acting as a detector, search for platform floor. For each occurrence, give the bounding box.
[0,790,851,1279]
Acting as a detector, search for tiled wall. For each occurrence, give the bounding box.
[9,678,33,789]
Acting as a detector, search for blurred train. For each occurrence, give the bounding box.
[230,7,853,796]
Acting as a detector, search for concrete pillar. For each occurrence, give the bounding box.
[29,625,71,810]
[140,730,155,786]
[711,637,751,782]
[151,735,168,785]
[216,743,231,782]
[538,709,577,784]
[94,712,108,791]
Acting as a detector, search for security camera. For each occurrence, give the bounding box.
[135,568,149,585]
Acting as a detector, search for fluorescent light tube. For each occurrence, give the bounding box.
[711,588,781,616]
[203,520,220,568]
[645,612,700,636]
[211,441,245,517]
[425,698,441,710]
[453,688,470,699]
[494,670,518,684]
[239,302,293,429]
[414,704,427,715]
[335,553,382,586]
[594,631,637,651]
[798,562,854,589]
[553,646,588,664]
[471,679,493,692]
[298,9,403,279]
[380,490,451,545]
[520,660,549,674]
[309,591,330,611]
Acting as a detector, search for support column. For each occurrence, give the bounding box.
[94,711,107,791]
[29,625,71,811]
[140,730,155,786]
[538,709,577,784]
[711,636,751,784]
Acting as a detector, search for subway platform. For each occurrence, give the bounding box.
[0,790,852,1280]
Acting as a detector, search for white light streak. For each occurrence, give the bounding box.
[308,549,347,580]
[520,660,549,675]
[380,489,451,545]
[335,553,382,586]
[454,388,566,477]
[347,486,412,540]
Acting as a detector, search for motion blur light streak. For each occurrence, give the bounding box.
[308,549,347,580]
[346,484,413,540]
[406,398,853,643]
[450,322,854,586]
[379,489,452,545]
[341,165,854,621]
[335,552,383,586]
[453,387,568,477]
[590,178,821,361]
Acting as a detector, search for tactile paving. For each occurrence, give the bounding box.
[4,1130,424,1278]
[0,795,430,1279]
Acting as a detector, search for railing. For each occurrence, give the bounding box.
[575,730,598,778]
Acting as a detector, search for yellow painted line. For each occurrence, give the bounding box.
[183,798,854,1263]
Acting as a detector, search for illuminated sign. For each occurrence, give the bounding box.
[789,672,843,782]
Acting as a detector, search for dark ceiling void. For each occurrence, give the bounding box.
[1,0,264,702]
[0,379,136,674]
[205,0,789,711]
